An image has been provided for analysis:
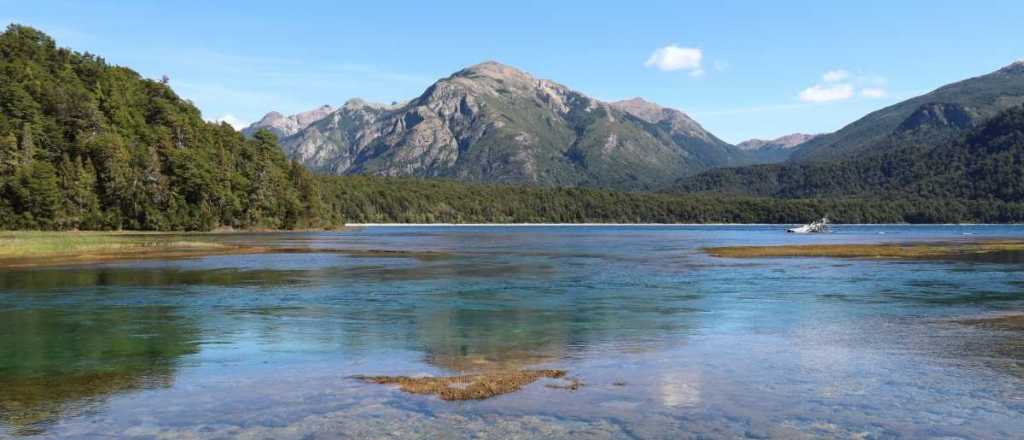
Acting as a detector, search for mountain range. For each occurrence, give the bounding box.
[675,61,1024,199]
[788,61,1024,163]
[206,45,1024,201]
[245,62,779,190]
[249,61,1024,195]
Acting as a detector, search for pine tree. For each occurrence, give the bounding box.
[57,155,101,229]
[0,133,18,175]
[19,162,62,229]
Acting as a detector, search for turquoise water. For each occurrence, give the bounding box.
[1,225,1023,438]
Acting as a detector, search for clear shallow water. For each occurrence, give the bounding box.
[0,225,1022,439]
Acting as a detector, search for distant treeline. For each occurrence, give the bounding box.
[320,176,1024,224]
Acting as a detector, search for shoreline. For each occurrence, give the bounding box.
[345,223,1020,227]
[3,227,1022,269]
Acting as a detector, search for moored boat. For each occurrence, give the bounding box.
[787,217,829,233]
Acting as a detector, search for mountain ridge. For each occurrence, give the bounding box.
[242,104,335,139]
[245,61,759,190]
[675,103,1024,202]
[790,61,1024,162]
[736,133,819,151]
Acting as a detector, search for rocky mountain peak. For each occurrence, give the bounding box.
[342,98,380,110]
[242,105,336,138]
[999,59,1024,75]
[293,105,335,125]
[772,133,819,147]
[609,97,712,142]
[611,98,680,124]
[256,111,284,123]
[737,133,819,150]
[343,98,370,108]
[442,61,550,97]
[456,61,533,80]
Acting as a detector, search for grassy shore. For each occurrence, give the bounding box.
[703,240,1024,259]
[0,231,255,267]
[0,231,223,257]
[0,231,455,268]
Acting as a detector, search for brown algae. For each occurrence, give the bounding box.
[955,314,1024,331]
[354,369,567,401]
[703,240,1024,260]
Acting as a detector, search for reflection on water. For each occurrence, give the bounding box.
[0,307,198,436]
[0,267,312,290]
[659,369,703,408]
[0,225,1022,438]
[417,308,571,372]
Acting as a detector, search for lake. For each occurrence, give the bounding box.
[1,225,1022,438]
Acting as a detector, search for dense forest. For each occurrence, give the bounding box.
[0,25,336,230]
[320,176,1024,224]
[2,24,1023,230]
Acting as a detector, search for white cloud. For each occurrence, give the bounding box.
[799,84,854,103]
[645,45,703,75]
[860,88,888,98]
[823,69,850,83]
[212,114,248,130]
[799,69,890,103]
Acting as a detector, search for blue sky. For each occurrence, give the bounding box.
[4,0,1022,143]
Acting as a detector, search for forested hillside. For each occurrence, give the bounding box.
[0,25,335,230]
[789,61,1024,162]
[675,105,1024,203]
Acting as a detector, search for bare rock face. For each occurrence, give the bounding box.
[610,97,715,142]
[737,133,819,151]
[242,105,335,138]
[896,103,977,132]
[257,61,757,190]
[732,133,820,164]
